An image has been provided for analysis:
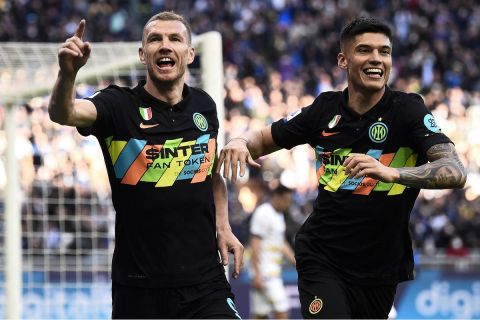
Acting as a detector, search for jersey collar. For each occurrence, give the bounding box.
[136,80,191,111]
[340,86,392,121]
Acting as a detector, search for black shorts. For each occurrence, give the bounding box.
[112,273,242,319]
[298,270,396,319]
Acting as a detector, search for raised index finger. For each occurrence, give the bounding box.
[75,19,86,40]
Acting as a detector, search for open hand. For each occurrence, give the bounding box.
[217,227,244,279]
[217,138,260,183]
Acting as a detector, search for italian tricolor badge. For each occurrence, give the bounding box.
[139,107,152,121]
[328,115,341,129]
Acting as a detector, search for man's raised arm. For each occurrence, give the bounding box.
[48,19,96,127]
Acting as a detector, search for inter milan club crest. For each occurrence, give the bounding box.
[139,107,153,121]
[368,118,388,143]
[193,112,208,131]
[309,297,323,314]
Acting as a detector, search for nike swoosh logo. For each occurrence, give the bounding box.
[321,129,339,137]
[140,123,159,129]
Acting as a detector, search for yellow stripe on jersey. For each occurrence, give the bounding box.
[388,152,418,195]
[156,140,195,187]
[108,140,127,165]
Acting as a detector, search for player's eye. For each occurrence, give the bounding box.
[148,36,161,42]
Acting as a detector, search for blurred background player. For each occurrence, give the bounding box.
[249,183,296,319]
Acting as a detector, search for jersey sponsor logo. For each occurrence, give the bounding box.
[104,135,216,187]
[315,147,418,195]
[423,114,441,133]
[309,297,323,314]
[320,151,348,166]
[145,143,209,161]
[321,129,340,137]
[328,114,341,128]
[139,123,159,129]
[139,107,153,121]
[368,121,388,143]
[285,109,301,122]
[193,112,208,131]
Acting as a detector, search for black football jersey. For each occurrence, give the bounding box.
[271,87,451,285]
[79,80,224,287]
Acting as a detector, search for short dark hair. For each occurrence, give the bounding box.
[142,11,192,45]
[340,17,392,50]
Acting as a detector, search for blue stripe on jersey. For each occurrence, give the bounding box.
[315,145,324,172]
[114,138,147,179]
[177,134,210,180]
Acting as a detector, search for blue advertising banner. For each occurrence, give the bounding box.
[0,271,111,319]
[1,267,479,319]
[395,269,480,319]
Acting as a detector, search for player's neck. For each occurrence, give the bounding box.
[144,79,184,106]
[346,86,385,116]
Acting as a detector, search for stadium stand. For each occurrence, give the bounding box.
[1,0,479,273]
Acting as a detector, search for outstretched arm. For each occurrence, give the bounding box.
[344,143,467,189]
[212,170,244,279]
[216,125,281,183]
[48,19,96,127]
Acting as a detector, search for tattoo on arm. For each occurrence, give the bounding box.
[396,143,467,189]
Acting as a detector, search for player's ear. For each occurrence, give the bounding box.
[187,46,195,65]
[139,47,146,65]
[337,52,347,69]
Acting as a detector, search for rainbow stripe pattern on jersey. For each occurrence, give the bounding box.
[104,135,216,187]
[315,146,417,195]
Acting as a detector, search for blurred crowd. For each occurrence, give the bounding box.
[1,0,480,259]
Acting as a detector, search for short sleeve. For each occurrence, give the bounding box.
[77,85,122,138]
[402,93,452,154]
[271,104,315,150]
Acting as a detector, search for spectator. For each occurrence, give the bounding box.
[0,0,478,262]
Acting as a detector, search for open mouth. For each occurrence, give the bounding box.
[156,57,175,69]
[363,68,383,79]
